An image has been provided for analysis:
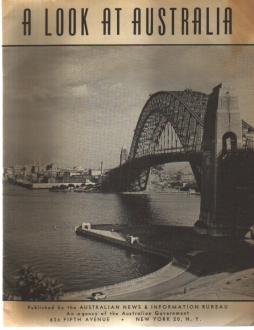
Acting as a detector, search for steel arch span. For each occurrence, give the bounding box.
[129,90,208,160]
[102,87,254,194]
[103,89,209,192]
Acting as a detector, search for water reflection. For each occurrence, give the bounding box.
[4,185,200,295]
[116,193,155,225]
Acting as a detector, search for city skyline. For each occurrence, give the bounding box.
[4,45,254,168]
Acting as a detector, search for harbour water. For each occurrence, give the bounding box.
[3,184,200,294]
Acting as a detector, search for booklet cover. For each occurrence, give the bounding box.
[2,0,254,326]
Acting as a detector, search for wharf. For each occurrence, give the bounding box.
[10,180,85,189]
[68,225,254,301]
[75,226,170,259]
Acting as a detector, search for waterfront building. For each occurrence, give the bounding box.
[3,167,15,181]
[89,169,102,178]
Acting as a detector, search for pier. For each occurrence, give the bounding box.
[75,224,170,259]
[69,223,254,301]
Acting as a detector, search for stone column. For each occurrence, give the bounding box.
[195,84,243,236]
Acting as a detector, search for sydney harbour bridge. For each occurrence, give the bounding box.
[102,84,254,237]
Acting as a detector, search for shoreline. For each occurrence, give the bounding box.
[63,226,254,301]
[63,256,189,301]
[63,251,254,301]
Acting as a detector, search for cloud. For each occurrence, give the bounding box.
[4,46,254,167]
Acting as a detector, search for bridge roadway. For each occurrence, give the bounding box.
[103,148,254,194]
[115,150,202,173]
[102,150,202,192]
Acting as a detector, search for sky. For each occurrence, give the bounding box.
[3,46,254,169]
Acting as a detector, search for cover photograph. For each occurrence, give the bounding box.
[2,0,254,326]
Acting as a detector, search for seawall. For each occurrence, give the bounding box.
[63,256,189,301]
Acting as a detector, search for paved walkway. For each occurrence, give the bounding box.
[63,258,189,300]
[89,229,126,241]
[169,267,254,300]
[65,265,254,301]
[64,235,254,301]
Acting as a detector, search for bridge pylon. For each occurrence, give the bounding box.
[195,84,253,237]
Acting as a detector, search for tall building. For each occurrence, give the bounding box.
[120,147,128,166]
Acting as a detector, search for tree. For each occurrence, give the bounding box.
[14,265,63,301]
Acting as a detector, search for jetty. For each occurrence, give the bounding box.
[75,223,170,259]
